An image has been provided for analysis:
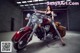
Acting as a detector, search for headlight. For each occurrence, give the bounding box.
[26,13,31,18]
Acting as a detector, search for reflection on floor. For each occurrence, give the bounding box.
[0,31,80,53]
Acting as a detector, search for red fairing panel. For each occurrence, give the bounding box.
[12,27,32,42]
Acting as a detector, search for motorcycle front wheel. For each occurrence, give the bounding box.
[13,33,32,51]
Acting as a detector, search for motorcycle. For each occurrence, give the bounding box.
[11,6,66,51]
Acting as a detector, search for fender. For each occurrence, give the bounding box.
[12,27,32,42]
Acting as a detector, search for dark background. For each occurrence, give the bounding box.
[0,0,23,32]
[0,0,80,32]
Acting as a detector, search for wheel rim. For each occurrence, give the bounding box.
[18,40,27,49]
[18,33,31,49]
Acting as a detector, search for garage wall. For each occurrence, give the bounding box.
[68,5,80,31]
[0,0,80,32]
[54,10,67,29]
[0,0,23,32]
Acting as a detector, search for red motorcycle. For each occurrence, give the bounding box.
[11,6,66,50]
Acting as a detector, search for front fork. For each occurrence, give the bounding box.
[26,18,31,26]
[27,23,38,43]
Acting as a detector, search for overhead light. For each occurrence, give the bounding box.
[17,2,21,4]
[25,4,29,6]
[33,0,44,2]
[33,0,38,2]
[22,1,27,3]
[34,0,38,1]
[30,4,34,5]
[27,1,32,2]
[39,3,44,4]
[66,0,71,1]
[20,5,24,7]
[39,0,44,1]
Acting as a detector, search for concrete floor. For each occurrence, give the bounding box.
[0,31,80,53]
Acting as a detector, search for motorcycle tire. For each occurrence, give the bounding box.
[13,33,32,51]
[13,40,27,51]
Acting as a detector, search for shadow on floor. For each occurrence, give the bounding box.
[16,40,59,53]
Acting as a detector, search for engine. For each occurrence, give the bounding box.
[44,25,50,32]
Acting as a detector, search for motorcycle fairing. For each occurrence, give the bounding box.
[12,27,32,42]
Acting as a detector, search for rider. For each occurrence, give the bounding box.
[36,5,55,22]
[36,5,65,45]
